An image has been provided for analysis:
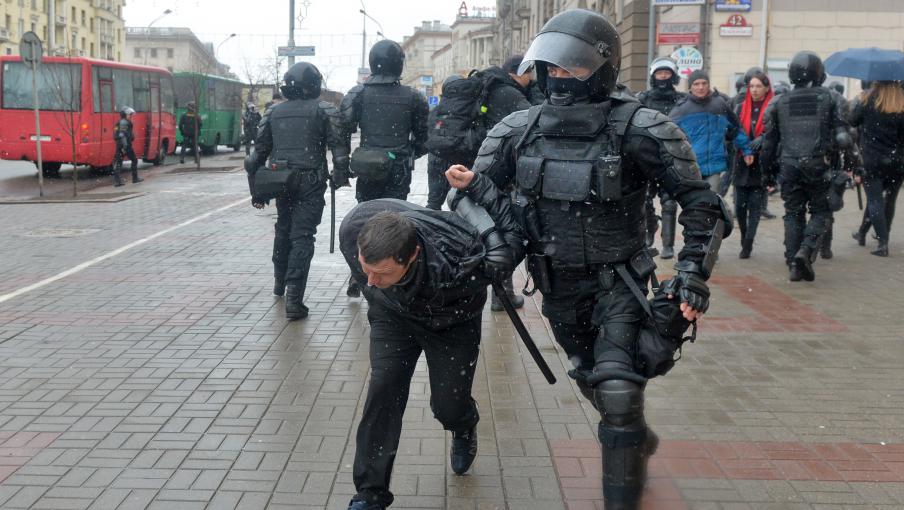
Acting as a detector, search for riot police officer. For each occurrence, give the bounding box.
[245,62,351,320]
[637,57,686,256]
[761,51,851,282]
[179,102,201,164]
[340,39,429,297]
[112,107,141,187]
[446,10,730,509]
[242,103,262,155]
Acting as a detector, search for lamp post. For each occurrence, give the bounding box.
[215,33,237,75]
[144,9,172,66]
[359,6,384,71]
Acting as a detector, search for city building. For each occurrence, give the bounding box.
[124,27,234,78]
[400,20,453,96]
[431,7,496,94]
[0,0,125,60]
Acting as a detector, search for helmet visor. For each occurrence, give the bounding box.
[518,31,610,81]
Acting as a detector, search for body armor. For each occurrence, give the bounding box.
[514,101,646,266]
[637,88,685,117]
[268,99,328,169]
[774,87,834,160]
[359,84,417,150]
[115,118,133,143]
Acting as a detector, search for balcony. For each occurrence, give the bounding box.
[55,15,67,26]
[0,27,9,42]
[100,33,114,44]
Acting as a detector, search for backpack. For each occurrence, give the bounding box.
[425,70,500,163]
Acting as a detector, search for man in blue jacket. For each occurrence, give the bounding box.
[671,70,754,194]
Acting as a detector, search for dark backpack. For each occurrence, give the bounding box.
[425,70,499,163]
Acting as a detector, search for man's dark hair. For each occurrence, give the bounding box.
[502,54,524,74]
[357,211,419,264]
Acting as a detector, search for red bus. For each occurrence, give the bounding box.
[0,56,176,176]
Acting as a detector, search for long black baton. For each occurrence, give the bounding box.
[329,187,336,253]
[491,281,557,385]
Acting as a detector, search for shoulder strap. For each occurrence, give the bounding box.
[609,101,643,152]
[514,104,543,151]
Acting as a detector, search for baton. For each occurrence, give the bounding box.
[329,187,336,254]
[491,281,557,385]
[856,181,863,211]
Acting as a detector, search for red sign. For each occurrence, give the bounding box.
[720,14,753,36]
[657,22,701,45]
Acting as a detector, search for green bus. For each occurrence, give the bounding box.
[173,72,243,154]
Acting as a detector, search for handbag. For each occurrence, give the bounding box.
[350,147,393,183]
[253,160,295,201]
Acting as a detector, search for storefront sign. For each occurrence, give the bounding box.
[715,0,752,12]
[670,46,704,77]
[720,14,753,37]
[657,22,701,45]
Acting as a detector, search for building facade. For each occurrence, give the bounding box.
[431,13,496,93]
[400,20,453,95]
[124,27,233,78]
[0,0,124,60]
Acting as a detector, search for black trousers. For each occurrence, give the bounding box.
[113,143,138,182]
[780,174,832,265]
[861,170,903,244]
[353,307,481,507]
[735,185,764,242]
[426,154,451,210]
[243,128,257,155]
[272,172,326,297]
[180,134,197,161]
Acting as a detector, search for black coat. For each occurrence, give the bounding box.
[732,99,767,188]
[849,97,904,171]
[339,199,491,330]
[481,66,532,129]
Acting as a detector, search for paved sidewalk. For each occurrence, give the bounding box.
[1,153,904,509]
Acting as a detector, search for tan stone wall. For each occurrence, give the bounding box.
[0,0,123,60]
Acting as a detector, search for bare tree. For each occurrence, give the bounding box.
[238,56,270,105]
[43,54,84,197]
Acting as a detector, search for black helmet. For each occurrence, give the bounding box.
[735,76,745,93]
[774,81,791,95]
[186,101,195,111]
[369,40,405,77]
[281,62,322,100]
[828,81,844,95]
[649,57,679,87]
[788,51,824,87]
[743,66,764,85]
[518,9,621,100]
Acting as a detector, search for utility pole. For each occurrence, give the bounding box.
[288,0,296,67]
[360,12,366,69]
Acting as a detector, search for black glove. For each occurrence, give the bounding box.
[330,168,350,190]
[482,230,515,283]
[661,270,710,314]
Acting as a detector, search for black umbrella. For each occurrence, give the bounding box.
[824,47,904,82]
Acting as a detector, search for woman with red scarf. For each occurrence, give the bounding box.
[734,71,774,258]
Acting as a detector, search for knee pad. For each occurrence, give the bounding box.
[593,379,644,427]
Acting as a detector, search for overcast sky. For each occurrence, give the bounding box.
[124,0,479,92]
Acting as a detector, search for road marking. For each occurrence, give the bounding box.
[0,197,247,305]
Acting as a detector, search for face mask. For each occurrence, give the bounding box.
[653,78,674,90]
[546,76,593,101]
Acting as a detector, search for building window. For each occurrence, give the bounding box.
[5,15,11,31]
[81,37,85,50]
[18,19,24,37]
[167,48,174,58]
[90,42,95,57]
[71,7,76,21]
[150,48,157,58]
[81,11,86,27]
[31,22,36,33]
[134,47,141,58]
[90,19,94,32]
[31,0,36,9]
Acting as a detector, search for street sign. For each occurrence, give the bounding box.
[715,0,752,12]
[720,14,753,37]
[19,31,43,69]
[670,46,704,78]
[657,22,700,45]
[428,95,439,107]
[277,46,315,57]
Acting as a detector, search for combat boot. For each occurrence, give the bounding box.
[284,285,309,320]
[490,275,524,312]
[872,243,889,257]
[273,276,285,297]
[450,426,478,475]
[346,275,361,298]
[793,247,815,282]
[852,230,866,246]
[130,163,143,183]
[739,238,753,259]
[347,499,385,510]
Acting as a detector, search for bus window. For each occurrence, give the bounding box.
[1,62,82,111]
[174,75,198,109]
[112,68,133,111]
[92,65,113,112]
[132,71,149,112]
[161,75,174,113]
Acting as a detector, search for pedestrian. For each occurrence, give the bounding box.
[340,39,429,298]
[242,103,261,156]
[178,101,201,164]
[501,54,546,105]
[244,62,351,319]
[112,107,141,187]
[733,70,774,258]
[637,57,686,257]
[760,51,851,281]
[849,81,904,257]
[446,9,732,508]
[340,198,521,510]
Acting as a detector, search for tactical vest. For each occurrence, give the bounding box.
[114,118,133,142]
[515,101,646,267]
[776,87,834,160]
[639,89,683,117]
[269,99,326,170]
[359,83,415,150]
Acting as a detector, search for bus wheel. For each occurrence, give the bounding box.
[152,142,168,166]
[39,162,62,178]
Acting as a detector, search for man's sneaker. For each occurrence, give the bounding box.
[451,427,478,475]
[346,280,361,298]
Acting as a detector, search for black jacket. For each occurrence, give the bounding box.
[848,97,904,169]
[731,99,768,188]
[481,66,532,129]
[522,80,546,106]
[179,112,201,137]
[339,199,491,330]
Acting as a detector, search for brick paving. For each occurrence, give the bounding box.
[1,151,904,509]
